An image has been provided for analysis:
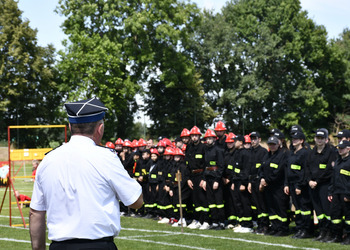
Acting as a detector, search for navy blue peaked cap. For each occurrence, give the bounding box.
[65,97,108,124]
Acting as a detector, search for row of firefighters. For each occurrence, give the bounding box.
[105,122,350,245]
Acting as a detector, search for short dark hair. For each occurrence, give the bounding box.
[70,120,102,136]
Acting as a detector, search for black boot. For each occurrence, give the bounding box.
[314,230,327,241]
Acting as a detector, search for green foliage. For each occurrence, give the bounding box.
[0,0,64,147]
[330,28,350,132]
[191,0,346,136]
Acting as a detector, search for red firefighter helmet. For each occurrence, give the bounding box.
[174,147,185,157]
[181,144,187,152]
[157,140,167,147]
[244,135,251,143]
[131,139,139,148]
[115,138,124,145]
[190,126,201,135]
[105,141,115,149]
[150,148,160,156]
[204,129,217,138]
[214,121,227,131]
[180,128,190,137]
[225,132,236,143]
[162,138,173,147]
[163,147,175,156]
[138,138,147,147]
[123,140,133,148]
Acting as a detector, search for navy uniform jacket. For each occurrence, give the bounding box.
[231,148,251,187]
[248,145,268,182]
[259,148,287,187]
[285,147,309,189]
[185,142,206,179]
[329,154,350,197]
[204,144,225,182]
[306,144,337,185]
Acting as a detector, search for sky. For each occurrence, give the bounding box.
[17,0,350,52]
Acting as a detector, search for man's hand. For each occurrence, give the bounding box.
[213,182,219,190]
[284,186,289,195]
[309,180,317,189]
[240,185,246,191]
[187,180,193,190]
[247,183,252,193]
[295,188,301,195]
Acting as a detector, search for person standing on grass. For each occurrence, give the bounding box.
[259,136,289,237]
[306,128,337,242]
[326,140,350,245]
[284,131,313,239]
[29,97,143,250]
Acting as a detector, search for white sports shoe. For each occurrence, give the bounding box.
[187,220,199,229]
[157,217,170,224]
[234,227,254,233]
[172,218,187,227]
[199,222,210,230]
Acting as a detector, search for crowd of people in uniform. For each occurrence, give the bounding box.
[105,122,350,245]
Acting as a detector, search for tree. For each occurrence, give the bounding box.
[0,0,64,147]
[57,0,212,139]
[330,28,350,133]
[192,0,341,136]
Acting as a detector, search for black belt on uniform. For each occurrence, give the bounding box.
[52,236,114,244]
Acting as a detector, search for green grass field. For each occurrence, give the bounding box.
[0,161,347,249]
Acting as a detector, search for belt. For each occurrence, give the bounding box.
[192,169,204,174]
[206,166,218,171]
[52,236,114,244]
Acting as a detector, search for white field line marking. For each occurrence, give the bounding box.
[123,228,320,250]
[0,237,50,246]
[0,215,28,219]
[0,224,29,230]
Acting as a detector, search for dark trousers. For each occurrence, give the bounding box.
[330,193,350,236]
[238,188,253,228]
[223,181,237,224]
[50,238,117,250]
[289,183,313,233]
[264,184,289,232]
[309,182,331,232]
[206,178,225,224]
[251,179,269,229]
[190,174,208,223]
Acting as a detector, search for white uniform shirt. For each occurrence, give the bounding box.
[30,135,142,241]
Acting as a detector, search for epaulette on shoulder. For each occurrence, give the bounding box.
[97,144,117,154]
[45,144,64,155]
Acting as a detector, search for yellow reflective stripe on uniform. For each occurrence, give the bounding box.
[217,204,224,209]
[332,219,342,224]
[340,169,350,176]
[234,168,240,173]
[270,163,278,168]
[168,173,172,177]
[295,210,301,215]
[251,206,257,210]
[291,164,301,170]
[209,204,216,209]
[319,164,326,169]
[256,163,261,169]
[227,165,233,170]
[134,173,140,177]
[269,215,287,222]
[151,174,157,179]
[210,161,216,166]
[176,204,187,208]
[301,210,312,216]
[142,169,147,175]
[258,213,269,219]
[239,217,252,222]
[345,220,350,225]
[195,154,203,159]
[228,215,237,220]
[317,214,327,220]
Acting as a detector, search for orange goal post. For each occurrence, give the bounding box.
[2,125,67,228]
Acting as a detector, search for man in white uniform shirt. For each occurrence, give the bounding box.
[29,97,143,250]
